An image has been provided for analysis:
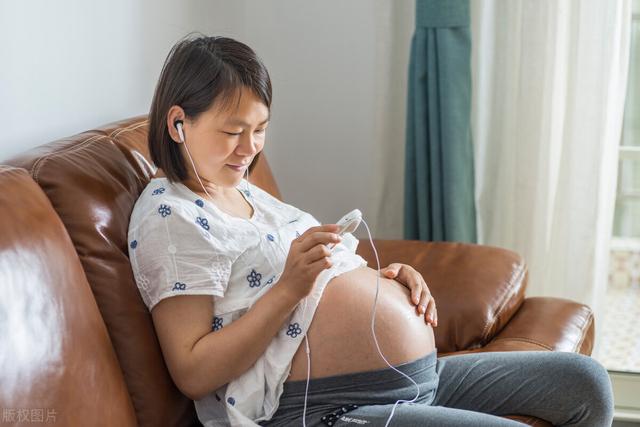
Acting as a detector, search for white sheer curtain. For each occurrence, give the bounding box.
[470,0,632,357]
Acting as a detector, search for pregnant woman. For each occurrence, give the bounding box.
[128,35,614,427]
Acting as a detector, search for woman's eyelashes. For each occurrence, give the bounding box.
[223,128,267,137]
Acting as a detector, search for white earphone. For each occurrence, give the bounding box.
[175,120,186,143]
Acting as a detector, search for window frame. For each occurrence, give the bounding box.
[608,4,640,421]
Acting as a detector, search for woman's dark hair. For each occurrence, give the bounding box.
[148,33,272,183]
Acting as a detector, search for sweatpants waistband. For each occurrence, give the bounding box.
[280,348,438,397]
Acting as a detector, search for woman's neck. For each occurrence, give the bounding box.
[153,169,239,201]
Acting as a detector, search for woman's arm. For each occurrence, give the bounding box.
[151,280,300,401]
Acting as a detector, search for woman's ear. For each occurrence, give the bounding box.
[166,105,186,144]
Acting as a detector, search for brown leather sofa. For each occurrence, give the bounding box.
[0,116,595,426]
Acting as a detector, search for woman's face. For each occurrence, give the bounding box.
[168,86,270,193]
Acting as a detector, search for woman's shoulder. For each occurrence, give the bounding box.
[127,180,251,259]
[128,178,219,232]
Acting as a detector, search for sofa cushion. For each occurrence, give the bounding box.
[356,239,528,352]
[0,166,136,426]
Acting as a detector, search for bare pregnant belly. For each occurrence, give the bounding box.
[286,265,436,382]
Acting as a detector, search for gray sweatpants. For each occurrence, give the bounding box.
[260,349,614,426]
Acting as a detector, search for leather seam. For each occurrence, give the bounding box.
[32,135,106,183]
[0,165,22,174]
[109,119,148,138]
[30,119,148,184]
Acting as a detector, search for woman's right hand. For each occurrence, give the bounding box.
[277,224,342,302]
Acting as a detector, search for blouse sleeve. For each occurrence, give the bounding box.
[128,201,241,312]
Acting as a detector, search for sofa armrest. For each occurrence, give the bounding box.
[356,239,528,353]
[480,297,594,355]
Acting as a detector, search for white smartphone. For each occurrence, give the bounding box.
[327,209,362,250]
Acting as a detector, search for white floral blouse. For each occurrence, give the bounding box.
[127,176,367,426]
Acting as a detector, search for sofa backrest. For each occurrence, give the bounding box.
[0,166,137,426]
[3,116,282,427]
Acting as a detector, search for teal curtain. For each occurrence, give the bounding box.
[404,0,477,243]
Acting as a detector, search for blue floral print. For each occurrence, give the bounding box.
[158,204,171,217]
[195,199,204,207]
[130,240,137,249]
[196,217,210,230]
[152,187,165,195]
[227,396,235,406]
[286,323,302,338]
[172,282,186,291]
[247,269,262,288]
[212,316,223,331]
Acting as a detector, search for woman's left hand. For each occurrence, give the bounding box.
[380,263,437,327]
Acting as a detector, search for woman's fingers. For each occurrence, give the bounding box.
[393,264,421,305]
[415,277,431,315]
[415,277,437,327]
[386,263,438,327]
[425,298,437,326]
[410,276,423,306]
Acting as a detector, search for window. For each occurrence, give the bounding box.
[598,1,640,421]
